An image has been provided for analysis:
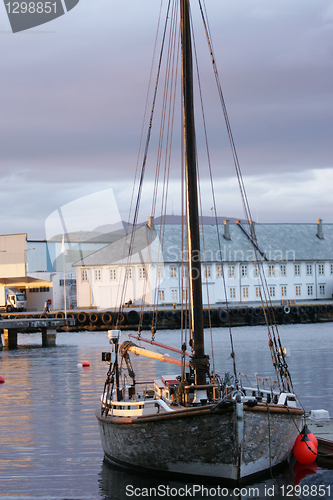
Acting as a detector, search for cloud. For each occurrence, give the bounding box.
[0,0,332,239]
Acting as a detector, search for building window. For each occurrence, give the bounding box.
[281,286,287,297]
[170,266,177,278]
[307,285,313,296]
[295,285,301,296]
[294,265,300,276]
[217,266,223,278]
[182,266,188,278]
[242,287,249,299]
[280,265,286,276]
[139,267,146,279]
[95,269,101,281]
[81,269,88,282]
[110,268,116,281]
[255,286,261,298]
[318,264,324,275]
[268,265,274,277]
[157,267,164,279]
[330,263,333,275]
[182,288,188,301]
[269,286,275,297]
[228,265,235,278]
[229,287,236,299]
[319,284,325,296]
[171,289,178,302]
[204,266,211,279]
[126,267,132,279]
[240,265,247,277]
[306,264,312,276]
[158,289,165,301]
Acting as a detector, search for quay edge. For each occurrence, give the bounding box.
[1,302,333,332]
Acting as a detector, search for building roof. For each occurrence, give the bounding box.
[72,220,333,267]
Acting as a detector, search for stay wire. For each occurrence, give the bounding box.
[192,5,237,383]
[198,0,292,392]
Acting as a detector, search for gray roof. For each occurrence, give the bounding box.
[73,225,162,267]
[73,221,333,266]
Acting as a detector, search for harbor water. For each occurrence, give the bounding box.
[0,323,332,499]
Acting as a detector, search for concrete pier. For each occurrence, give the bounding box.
[0,318,75,349]
[41,329,56,347]
[3,328,18,349]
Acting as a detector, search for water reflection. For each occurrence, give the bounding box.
[0,325,332,499]
[99,458,305,500]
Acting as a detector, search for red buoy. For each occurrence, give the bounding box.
[294,426,318,449]
[0,376,4,384]
[293,435,317,464]
[82,361,90,367]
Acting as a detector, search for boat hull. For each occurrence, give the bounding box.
[96,403,303,483]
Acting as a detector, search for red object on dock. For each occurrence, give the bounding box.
[82,361,90,367]
[0,376,5,384]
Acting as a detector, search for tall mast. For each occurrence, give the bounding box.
[180,0,207,386]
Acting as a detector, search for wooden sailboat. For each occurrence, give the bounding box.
[96,0,303,483]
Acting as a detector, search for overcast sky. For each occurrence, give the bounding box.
[1,0,332,239]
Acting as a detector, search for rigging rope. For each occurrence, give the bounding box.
[198,0,293,392]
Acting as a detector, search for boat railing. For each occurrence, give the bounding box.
[109,398,173,417]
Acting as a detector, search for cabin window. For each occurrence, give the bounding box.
[95,269,101,281]
[255,286,261,298]
[281,286,287,297]
[182,288,188,301]
[171,289,178,302]
[306,264,312,276]
[81,269,88,282]
[158,289,165,301]
[294,264,300,276]
[319,284,325,296]
[182,266,188,278]
[307,285,313,296]
[240,265,247,277]
[229,287,236,299]
[295,285,301,296]
[330,263,333,274]
[139,267,146,279]
[157,267,164,279]
[269,286,275,297]
[280,264,286,276]
[228,265,235,278]
[242,287,248,299]
[110,268,116,281]
[318,264,324,275]
[268,265,274,277]
[170,266,177,278]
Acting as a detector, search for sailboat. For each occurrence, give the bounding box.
[96,0,303,483]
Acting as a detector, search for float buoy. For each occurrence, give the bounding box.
[294,426,318,449]
[82,361,90,367]
[293,435,317,464]
[0,376,5,384]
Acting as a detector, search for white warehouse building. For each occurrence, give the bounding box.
[73,217,333,309]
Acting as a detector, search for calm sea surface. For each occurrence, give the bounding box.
[0,323,332,499]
